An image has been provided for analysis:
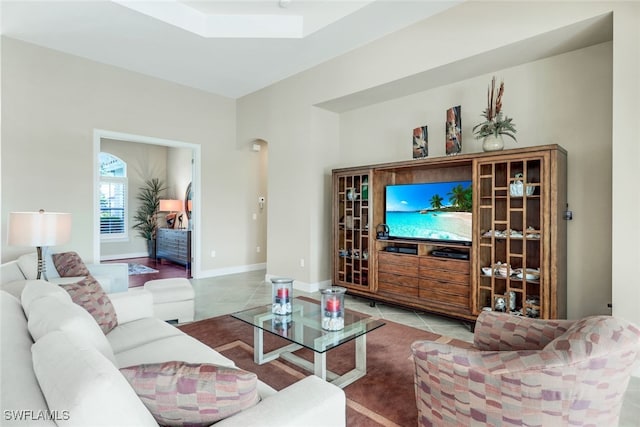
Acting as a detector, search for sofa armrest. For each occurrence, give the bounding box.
[87,263,128,293]
[1,260,27,284]
[215,376,346,427]
[473,311,576,351]
[109,289,154,324]
[1,261,28,298]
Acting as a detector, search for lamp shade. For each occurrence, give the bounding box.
[8,211,72,247]
[159,199,183,212]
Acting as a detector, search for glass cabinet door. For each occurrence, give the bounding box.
[475,157,545,318]
[334,171,372,291]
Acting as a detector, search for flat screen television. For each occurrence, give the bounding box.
[385,180,473,245]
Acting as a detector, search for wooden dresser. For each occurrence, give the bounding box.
[156,228,191,268]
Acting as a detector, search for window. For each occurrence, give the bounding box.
[99,153,127,239]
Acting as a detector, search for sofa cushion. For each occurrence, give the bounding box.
[52,251,90,277]
[1,279,28,299]
[545,315,639,361]
[27,294,116,365]
[106,317,183,354]
[21,279,72,317]
[0,292,54,426]
[32,330,157,427]
[120,361,260,426]
[61,275,118,334]
[113,334,237,369]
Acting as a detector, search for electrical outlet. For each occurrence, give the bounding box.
[300,258,305,267]
[256,246,261,253]
[211,250,216,258]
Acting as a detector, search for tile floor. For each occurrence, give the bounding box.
[190,270,640,426]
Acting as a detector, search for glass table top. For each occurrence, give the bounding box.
[232,298,385,353]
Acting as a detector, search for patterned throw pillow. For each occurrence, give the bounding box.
[52,251,90,277]
[61,275,118,334]
[120,361,261,426]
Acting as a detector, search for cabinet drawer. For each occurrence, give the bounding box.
[378,272,419,288]
[378,281,419,297]
[419,256,469,272]
[420,268,469,284]
[378,262,419,277]
[420,280,469,296]
[419,281,469,307]
[378,252,419,267]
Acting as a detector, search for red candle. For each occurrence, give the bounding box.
[277,287,289,298]
[326,297,340,312]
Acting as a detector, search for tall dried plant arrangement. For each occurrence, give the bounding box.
[473,76,517,141]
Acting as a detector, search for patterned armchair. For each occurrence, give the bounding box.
[411,312,640,426]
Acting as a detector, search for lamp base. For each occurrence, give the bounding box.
[36,246,48,280]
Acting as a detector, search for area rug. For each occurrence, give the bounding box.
[127,263,159,275]
[179,313,474,427]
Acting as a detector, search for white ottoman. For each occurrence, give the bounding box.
[143,278,195,323]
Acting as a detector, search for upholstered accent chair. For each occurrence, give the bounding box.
[411,311,640,426]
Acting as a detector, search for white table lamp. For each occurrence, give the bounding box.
[8,210,72,280]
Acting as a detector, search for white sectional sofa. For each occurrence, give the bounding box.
[0,252,129,295]
[0,280,346,426]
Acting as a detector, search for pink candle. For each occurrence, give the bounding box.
[326,298,340,312]
[277,288,289,298]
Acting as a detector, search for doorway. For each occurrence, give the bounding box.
[93,129,201,277]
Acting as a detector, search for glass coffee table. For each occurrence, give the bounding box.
[232,297,385,388]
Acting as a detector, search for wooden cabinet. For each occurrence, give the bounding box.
[419,256,470,313]
[156,228,191,268]
[376,249,472,319]
[332,145,567,322]
[333,169,372,292]
[377,252,419,297]
[472,148,567,319]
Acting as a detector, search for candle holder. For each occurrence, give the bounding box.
[272,314,292,337]
[271,277,293,315]
[321,286,346,331]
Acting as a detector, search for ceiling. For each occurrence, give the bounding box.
[1,0,462,98]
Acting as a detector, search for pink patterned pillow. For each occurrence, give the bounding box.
[61,275,118,334]
[52,251,90,277]
[120,361,260,426]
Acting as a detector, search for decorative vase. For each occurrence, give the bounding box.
[147,240,156,258]
[482,134,505,152]
[271,277,293,315]
[321,286,346,331]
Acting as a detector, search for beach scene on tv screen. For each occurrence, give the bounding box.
[385,181,472,242]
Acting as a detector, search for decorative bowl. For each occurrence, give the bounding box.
[515,268,540,280]
[481,267,493,276]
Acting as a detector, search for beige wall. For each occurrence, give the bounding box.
[1,37,267,275]
[339,43,612,319]
[610,4,640,331]
[99,139,169,258]
[167,147,192,203]
[238,2,639,326]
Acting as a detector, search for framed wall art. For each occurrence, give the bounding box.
[412,125,428,159]
[446,106,462,155]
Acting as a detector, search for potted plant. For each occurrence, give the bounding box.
[473,76,517,151]
[132,178,166,257]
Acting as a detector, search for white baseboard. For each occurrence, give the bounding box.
[100,252,148,261]
[198,263,266,279]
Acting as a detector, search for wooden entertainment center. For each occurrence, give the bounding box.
[332,145,567,322]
